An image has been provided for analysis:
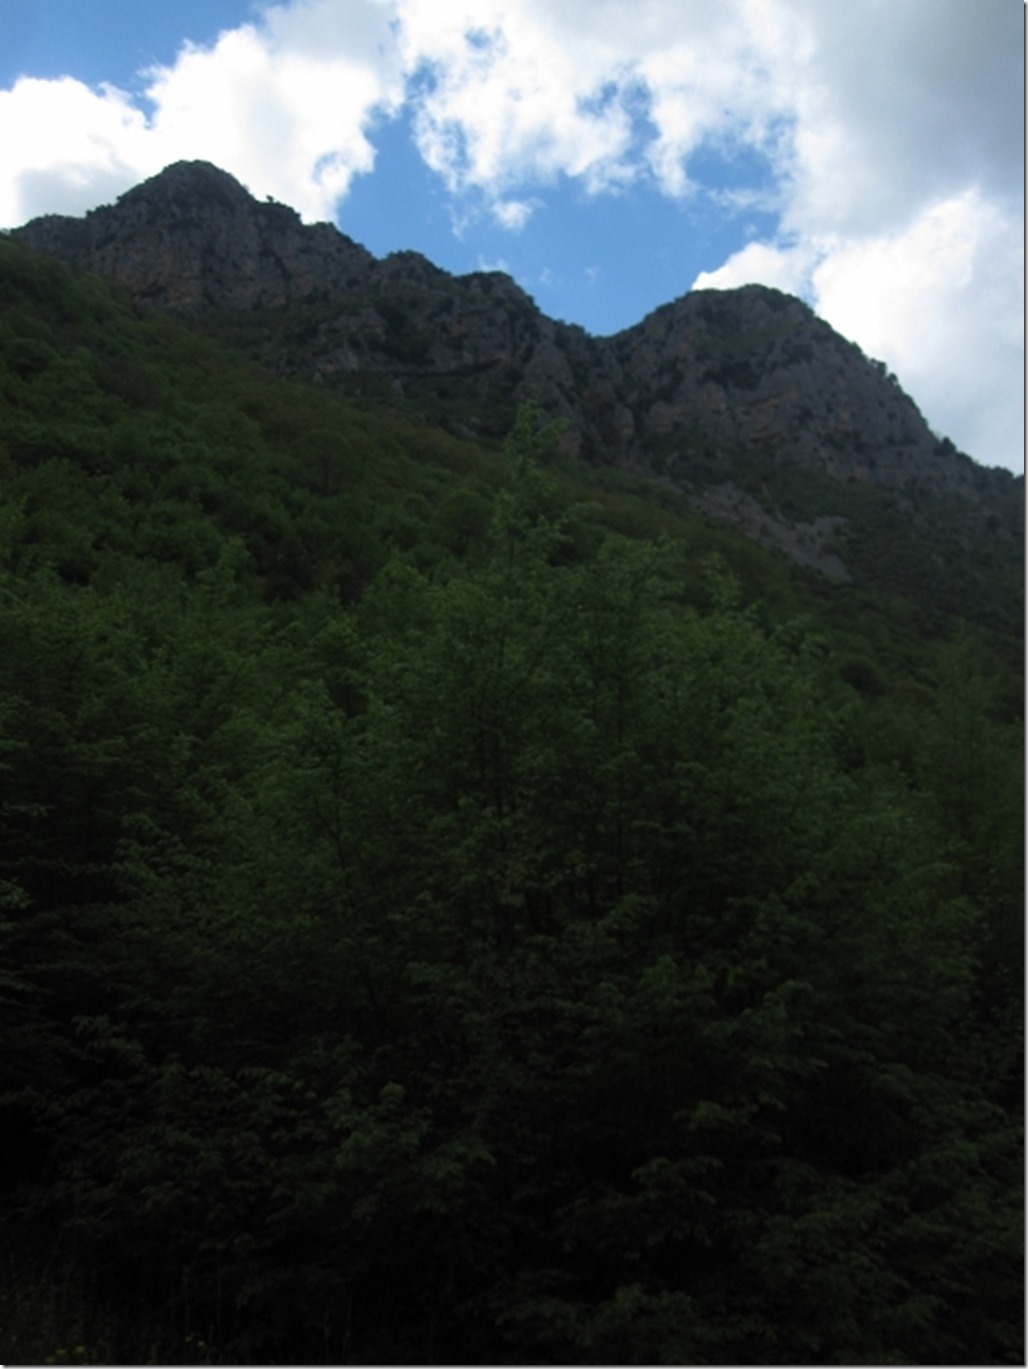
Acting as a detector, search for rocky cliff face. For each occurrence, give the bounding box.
[13,161,374,310]
[13,161,1020,561]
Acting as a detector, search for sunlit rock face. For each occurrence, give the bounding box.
[15,160,1020,539]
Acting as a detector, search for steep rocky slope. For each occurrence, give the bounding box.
[11,160,375,310]
[12,161,1021,580]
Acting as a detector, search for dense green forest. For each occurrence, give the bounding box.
[0,238,1022,1365]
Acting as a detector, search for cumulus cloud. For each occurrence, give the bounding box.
[0,76,157,224]
[0,0,404,225]
[812,192,1024,470]
[0,0,1021,468]
[782,0,1023,238]
[399,0,643,199]
[693,240,814,298]
[141,9,404,219]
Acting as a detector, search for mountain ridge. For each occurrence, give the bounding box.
[1,167,1023,1369]
[11,160,1022,581]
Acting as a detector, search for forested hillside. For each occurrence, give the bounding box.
[15,161,1023,607]
[0,237,1022,1365]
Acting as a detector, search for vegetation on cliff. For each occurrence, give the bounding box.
[0,237,1022,1365]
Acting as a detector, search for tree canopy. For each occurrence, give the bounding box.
[0,241,1022,1365]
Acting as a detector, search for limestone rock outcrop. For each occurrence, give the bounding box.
[14,161,1020,556]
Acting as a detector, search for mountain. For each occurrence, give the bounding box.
[1,167,1023,1367]
[13,163,1020,571]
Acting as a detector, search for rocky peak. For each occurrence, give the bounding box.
[603,284,947,484]
[14,160,374,311]
[12,161,1020,555]
[120,159,255,214]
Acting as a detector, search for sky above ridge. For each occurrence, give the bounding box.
[0,0,1023,473]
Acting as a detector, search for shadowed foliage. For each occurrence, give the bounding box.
[0,236,1021,1365]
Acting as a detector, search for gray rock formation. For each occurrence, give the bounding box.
[14,161,374,310]
[13,160,1020,569]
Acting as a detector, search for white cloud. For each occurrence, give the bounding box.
[400,0,643,199]
[0,76,157,224]
[141,15,401,219]
[782,0,1023,238]
[692,240,814,298]
[0,0,404,227]
[491,197,537,231]
[0,0,1021,468]
[812,191,1024,470]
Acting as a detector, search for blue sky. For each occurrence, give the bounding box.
[339,106,782,335]
[0,0,1023,472]
[2,1,253,90]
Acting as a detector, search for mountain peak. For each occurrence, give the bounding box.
[118,159,260,212]
[13,160,372,312]
[11,161,1020,549]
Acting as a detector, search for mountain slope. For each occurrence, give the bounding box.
[10,160,1023,609]
[0,190,1022,1369]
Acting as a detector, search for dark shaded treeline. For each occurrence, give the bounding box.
[0,239,1022,1364]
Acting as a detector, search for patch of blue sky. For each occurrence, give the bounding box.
[0,0,257,92]
[339,107,782,337]
[489,177,780,336]
[518,132,783,334]
[464,27,501,54]
[688,132,784,200]
[335,108,468,269]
